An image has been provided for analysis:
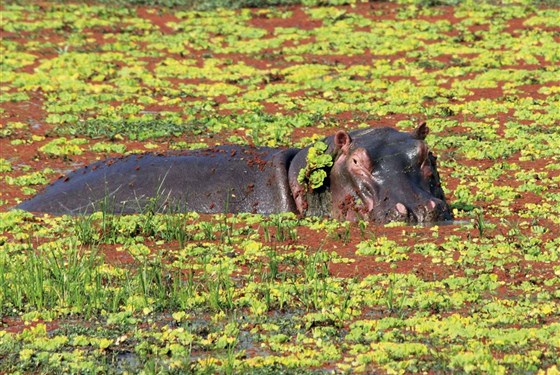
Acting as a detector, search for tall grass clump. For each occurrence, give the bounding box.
[0,239,106,317]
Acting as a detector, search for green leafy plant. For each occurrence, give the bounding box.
[297,141,333,190]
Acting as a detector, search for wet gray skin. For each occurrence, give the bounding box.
[17,123,452,224]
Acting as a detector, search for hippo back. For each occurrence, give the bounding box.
[17,146,299,215]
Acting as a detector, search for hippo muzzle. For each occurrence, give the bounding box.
[374,195,452,224]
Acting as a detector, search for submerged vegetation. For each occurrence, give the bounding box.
[1,0,559,373]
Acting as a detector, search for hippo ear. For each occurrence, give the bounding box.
[334,130,352,153]
[412,122,429,140]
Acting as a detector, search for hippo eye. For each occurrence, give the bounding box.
[352,158,358,164]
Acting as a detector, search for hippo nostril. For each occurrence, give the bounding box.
[380,202,412,223]
[396,202,407,215]
[420,198,451,222]
[379,198,450,224]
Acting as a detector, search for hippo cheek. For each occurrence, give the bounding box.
[354,179,377,212]
[344,207,359,221]
[345,149,378,214]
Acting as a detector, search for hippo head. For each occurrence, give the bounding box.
[290,123,452,224]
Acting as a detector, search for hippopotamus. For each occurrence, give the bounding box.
[17,123,452,223]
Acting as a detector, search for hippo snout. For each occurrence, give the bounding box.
[402,198,451,223]
[375,198,451,224]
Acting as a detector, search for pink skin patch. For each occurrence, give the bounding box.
[396,202,407,214]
